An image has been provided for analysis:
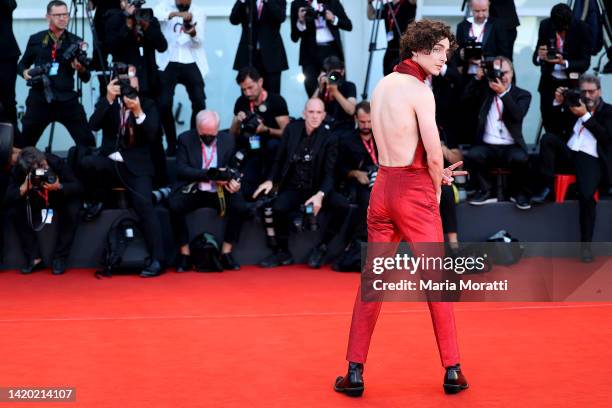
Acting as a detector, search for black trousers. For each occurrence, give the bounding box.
[383,47,400,76]
[466,143,529,195]
[539,132,603,242]
[0,58,20,144]
[440,184,457,234]
[505,27,517,61]
[539,76,570,133]
[253,49,281,94]
[271,188,350,252]
[302,44,341,96]
[167,189,242,247]
[12,193,81,263]
[20,92,95,150]
[80,155,165,261]
[158,62,206,149]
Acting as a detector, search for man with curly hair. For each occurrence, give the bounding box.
[334,19,469,397]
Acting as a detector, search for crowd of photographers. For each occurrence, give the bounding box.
[0,0,611,275]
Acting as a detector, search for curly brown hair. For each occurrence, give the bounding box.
[399,19,457,61]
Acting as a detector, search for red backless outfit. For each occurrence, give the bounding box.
[345,60,460,368]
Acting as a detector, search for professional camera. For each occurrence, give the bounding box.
[366,165,378,189]
[62,41,91,68]
[294,203,318,232]
[126,0,153,36]
[481,58,504,82]
[29,167,57,190]
[112,62,138,99]
[304,5,325,24]
[241,113,261,137]
[176,3,195,30]
[463,38,483,61]
[26,64,54,103]
[563,88,583,108]
[547,38,559,60]
[327,70,343,86]
[128,0,146,7]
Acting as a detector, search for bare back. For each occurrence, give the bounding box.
[371,72,435,167]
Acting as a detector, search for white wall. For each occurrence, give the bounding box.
[11,0,612,151]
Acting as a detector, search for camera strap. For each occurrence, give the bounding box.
[216,185,227,217]
[387,0,405,31]
[555,32,564,53]
[249,90,268,113]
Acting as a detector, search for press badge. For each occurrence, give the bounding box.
[49,62,60,76]
[249,135,261,150]
[125,227,134,239]
[386,30,394,42]
[41,209,54,224]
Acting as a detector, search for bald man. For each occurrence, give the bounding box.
[254,98,348,268]
[167,110,245,272]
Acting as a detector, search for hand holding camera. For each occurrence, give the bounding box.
[106,78,122,105]
[123,94,143,117]
[304,192,324,216]
[324,9,335,22]
[253,180,274,199]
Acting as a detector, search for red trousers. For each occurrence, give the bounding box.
[346,145,460,367]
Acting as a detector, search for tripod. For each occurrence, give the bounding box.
[361,0,404,100]
[569,0,612,74]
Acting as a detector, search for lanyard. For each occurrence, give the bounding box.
[257,0,264,19]
[249,90,268,113]
[469,23,485,42]
[201,141,217,169]
[361,136,378,166]
[494,96,503,122]
[51,42,57,62]
[556,32,564,53]
[387,0,404,31]
[36,188,49,207]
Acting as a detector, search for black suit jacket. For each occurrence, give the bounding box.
[532,18,591,88]
[490,0,519,29]
[0,0,20,60]
[88,96,159,177]
[230,0,289,73]
[3,153,83,207]
[454,18,511,63]
[290,0,352,66]
[105,10,168,96]
[173,130,236,191]
[549,101,612,182]
[463,79,532,152]
[269,119,337,195]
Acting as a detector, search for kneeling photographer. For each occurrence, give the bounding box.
[533,74,612,262]
[253,98,347,268]
[168,110,244,271]
[3,146,82,275]
[80,64,166,278]
[312,56,356,133]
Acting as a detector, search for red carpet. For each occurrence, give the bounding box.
[0,265,611,407]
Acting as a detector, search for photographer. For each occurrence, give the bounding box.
[366,0,416,76]
[17,1,95,150]
[230,0,288,94]
[532,75,612,262]
[532,3,591,132]
[253,98,344,268]
[2,147,82,275]
[155,0,208,157]
[0,1,21,144]
[312,56,356,132]
[80,64,166,278]
[291,0,353,96]
[168,110,244,272]
[463,56,532,209]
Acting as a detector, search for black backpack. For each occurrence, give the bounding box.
[332,238,363,272]
[96,215,150,278]
[190,232,223,272]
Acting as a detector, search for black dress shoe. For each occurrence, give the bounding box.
[443,364,469,394]
[581,244,594,263]
[83,201,104,222]
[531,187,551,204]
[140,260,165,278]
[52,258,66,275]
[307,243,328,269]
[259,250,294,268]
[220,253,240,270]
[21,259,45,275]
[334,362,364,397]
[176,254,192,272]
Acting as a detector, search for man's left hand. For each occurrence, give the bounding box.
[488,78,507,95]
[123,95,144,117]
[326,83,339,98]
[71,59,85,73]
[324,9,335,22]
[304,192,324,216]
[185,26,197,37]
[547,54,565,66]
[224,179,241,194]
[570,100,588,117]
[43,178,62,191]
[255,119,268,135]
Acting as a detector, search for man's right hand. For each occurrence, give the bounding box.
[106,78,121,105]
[19,176,31,196]
[350,170,370,185]
[298,7,307,23]
[554,86,567,105]
[537,45,548,62]
[121,0,136,15]
[253,180,273,199]
[23,69,31,81]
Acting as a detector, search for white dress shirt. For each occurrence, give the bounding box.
[567,112,598,158]
[466,17,486,75]
[296,0,338,44]
[483,86,515,145]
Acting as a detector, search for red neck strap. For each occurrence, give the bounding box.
[393,58,428,82]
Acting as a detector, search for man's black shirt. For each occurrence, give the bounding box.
[380,0,416,49]
[286,128,317,191]
[17,30,91,102]
[233,92,289,130]
[324,80,357,129]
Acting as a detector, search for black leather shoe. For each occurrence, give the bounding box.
[21,259,45,275]
[259,250,294,268]
[581,244,594,263]
[334,362,364,397]
[140,260,165,278]
[220,252,240,270]
[176,254,192,272]
[307,243,328,269]
[443,364,469,394]
[83,201,104,222]
[531,187,551,204]
[52,258,66,275]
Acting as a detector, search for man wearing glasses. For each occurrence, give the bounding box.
[17,0,95,153]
